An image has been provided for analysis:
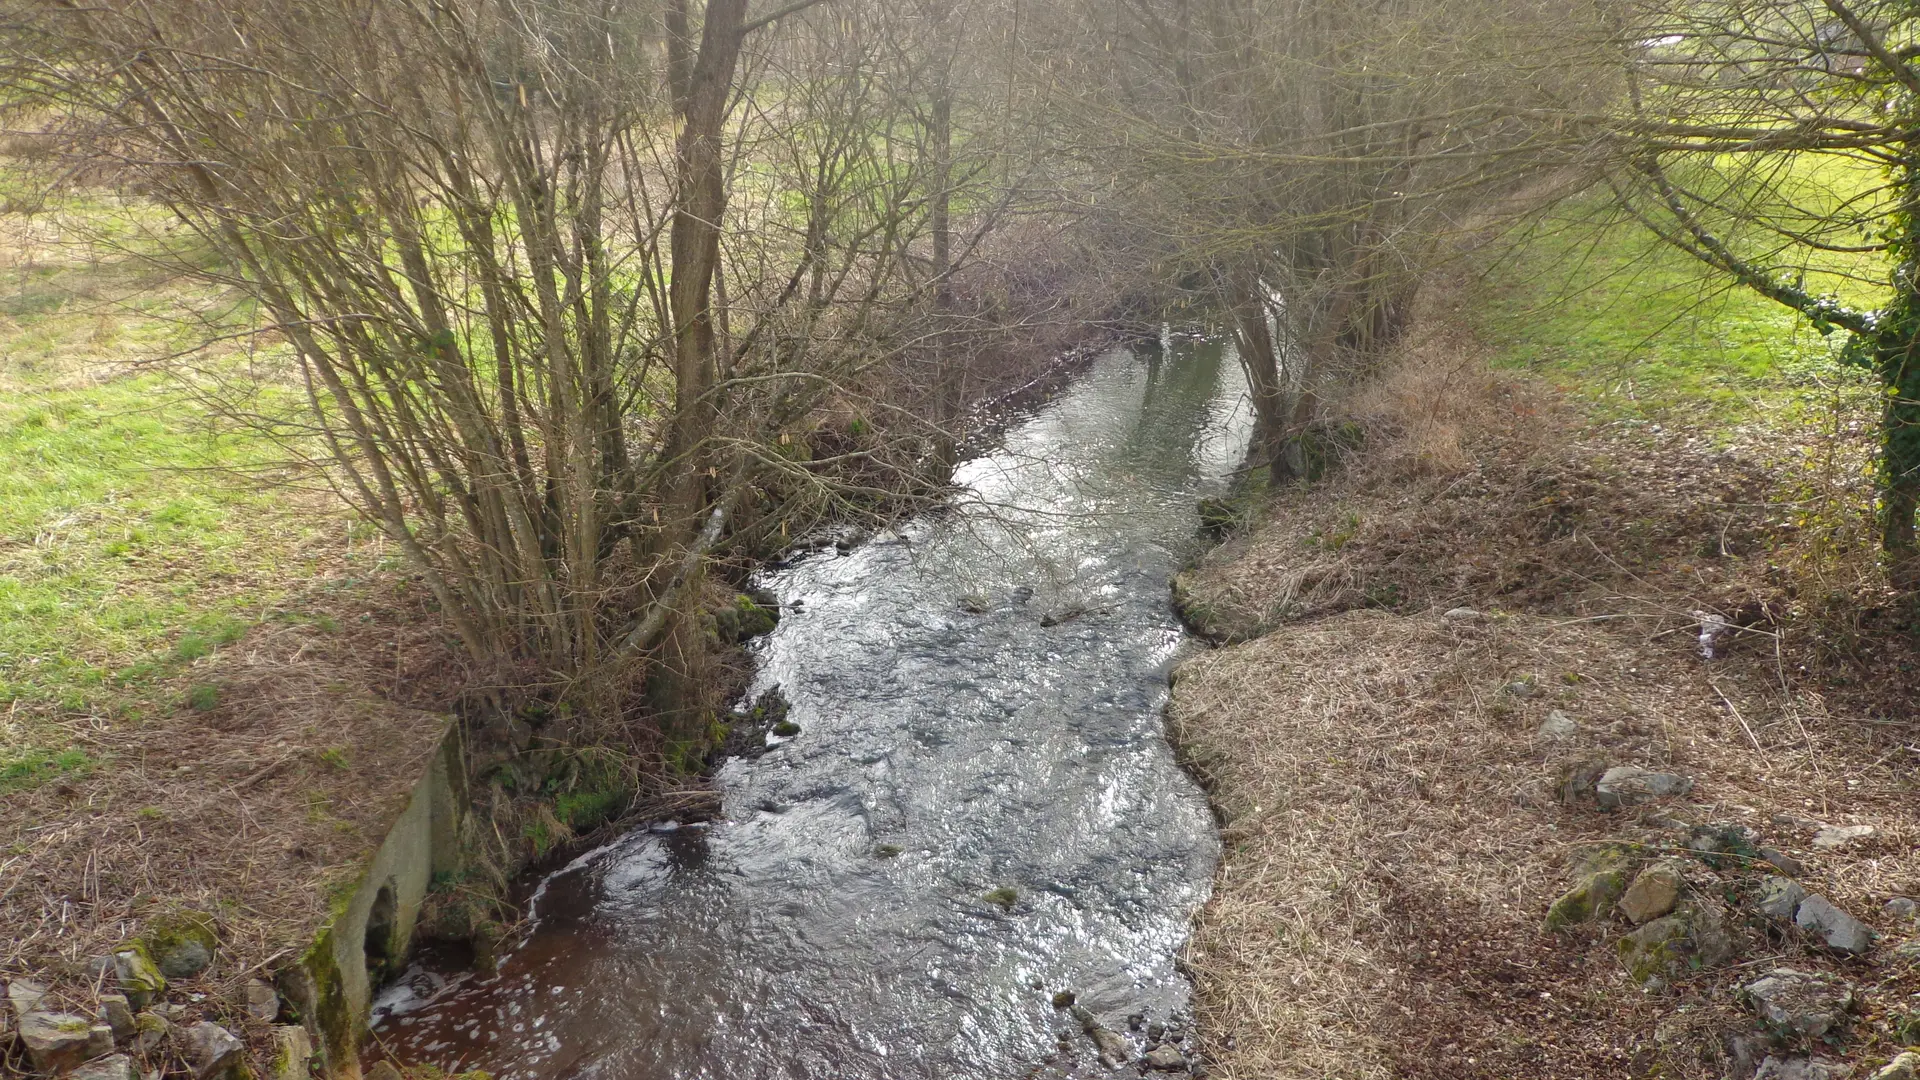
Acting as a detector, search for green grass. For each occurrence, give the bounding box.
[0,195,355,732]
[1474,172,1886,425]
[0,748,92,793]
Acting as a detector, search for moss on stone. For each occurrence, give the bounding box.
[143,909,218,975]
[111,940,167,1006]
[1569,841,1641,878]
[1617,914,1689,985]
[1615,905,1734,988]
[1544,870,1628,931]
[711,593,779,644]
[299,925,356,1075]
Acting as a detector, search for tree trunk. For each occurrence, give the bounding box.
[1881,341,1920,581]
[929,56,959,469]
[664,0,750,535]
[1224,269,1293,485]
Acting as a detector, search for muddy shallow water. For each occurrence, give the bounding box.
[375,340,1252,1080]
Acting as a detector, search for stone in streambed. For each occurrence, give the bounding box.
[1144,1044,1187,1070]
[1069,1004,1131,1066]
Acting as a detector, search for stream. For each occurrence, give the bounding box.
[374,339,1252,1079]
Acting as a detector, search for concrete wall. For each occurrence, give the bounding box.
[291,725,464,1079]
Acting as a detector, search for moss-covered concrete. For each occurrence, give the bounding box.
[293,724,464,1079]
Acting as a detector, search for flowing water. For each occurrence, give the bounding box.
[376,340,1252,1080]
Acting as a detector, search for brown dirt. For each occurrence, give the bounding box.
[1171,287,1920,1078]
[0,563,465,1051]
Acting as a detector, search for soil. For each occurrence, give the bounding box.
[0,559,464,1067]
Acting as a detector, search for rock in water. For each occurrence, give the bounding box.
[20,1012,99,1075]
[1069,1004,1132,1066]
[70,1054,136,1080]
[1594,767,1693,809]
[1741,968,1854,1038]
[1619,864,1685,925]
[183,1021,244,1079]
[1754,877,1808,921]
[1144,1044,1187,1071]
[1795,895,1873,954]
[1091,1026,1130,1065]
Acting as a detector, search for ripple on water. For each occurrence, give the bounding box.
[376,341,1252,1080]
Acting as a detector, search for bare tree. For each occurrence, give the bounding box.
[1,0,1007,735]
[1035,0,1615,483]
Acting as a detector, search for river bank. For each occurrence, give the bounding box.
[1171,242,1920,1077]
[0,178,1122,1078]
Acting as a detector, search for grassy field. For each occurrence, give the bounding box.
[1469,183,1885,427]
[0,197,366,787]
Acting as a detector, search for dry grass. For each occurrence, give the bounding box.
[1172,276,1920,1078]
[1175,609,1920,1079]
[0,573,462,1034]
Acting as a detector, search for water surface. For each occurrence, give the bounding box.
[378,341,1251,1079]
